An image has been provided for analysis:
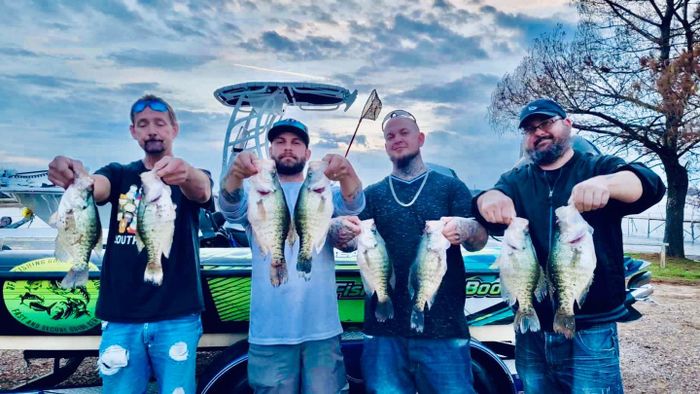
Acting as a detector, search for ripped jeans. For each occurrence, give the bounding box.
[98,313,202,394]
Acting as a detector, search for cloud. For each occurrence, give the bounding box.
[480,5,575,45]
[106,50,216,70]
[314,130,367,149]
[241,31,348,60]
[0,47,40,57]
[389,74,500,104]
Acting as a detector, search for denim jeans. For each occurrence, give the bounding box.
[247,335,348,394]
[515,322,623,393]
[361,335,475,394]
[98,313,203,394]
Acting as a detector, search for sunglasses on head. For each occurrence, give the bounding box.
[131,99,169,116]
[382,109,417,129]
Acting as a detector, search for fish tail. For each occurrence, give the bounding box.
[270,258,288,287]
[375,297,394,323]
[144,260,164,285]
[296,256,312,281]
[61,267,89,289]
[410,307,425,333]
[45,302,57,315]
[553,311,576,339]
[514,307,541,333]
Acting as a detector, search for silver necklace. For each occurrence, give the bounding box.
[389,171,430,207]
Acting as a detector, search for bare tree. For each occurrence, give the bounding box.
[489,0,700,257]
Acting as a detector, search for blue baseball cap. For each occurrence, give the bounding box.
[267,118,309,146]
[519,98,567,128]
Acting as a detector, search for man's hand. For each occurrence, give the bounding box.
[322,154,356,182]
[477,190,516,225]
[569,176,610,212]
[48,156,88,189]
[153,156,192,186]
[222,151,259,193]
[329,216,362,251]
[441,216,488,250]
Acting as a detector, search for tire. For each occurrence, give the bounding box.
[197,340,251,394]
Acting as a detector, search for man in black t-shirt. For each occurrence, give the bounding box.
[333,110,488,393]
[475,98,665,393]
[48,95,213,394]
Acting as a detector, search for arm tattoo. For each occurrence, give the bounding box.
[220,187,244,204]
[457,217,488,252]
[328,218,359,252]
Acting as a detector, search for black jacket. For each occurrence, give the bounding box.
[474,151,665,329]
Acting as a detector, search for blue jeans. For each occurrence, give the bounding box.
[98,313,203,394]
[361,336,475,394]
[247,335,348,394]
[515,322,623,393]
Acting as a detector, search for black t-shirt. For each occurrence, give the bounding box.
[473,152,666,329]
[95,160,213,322]
[359,171,474,339]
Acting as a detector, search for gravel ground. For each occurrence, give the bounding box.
[1,282,698,392]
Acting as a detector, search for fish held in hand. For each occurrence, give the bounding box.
[357,219,395,322]
[409,220,451,333]
[136,170,177,286]
[293,160,333,281]
[248,159,292,287]
[550,204,597,339]
[52,174,101,289]
[498,217,546,333]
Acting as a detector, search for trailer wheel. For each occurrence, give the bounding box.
[197,340,251,394]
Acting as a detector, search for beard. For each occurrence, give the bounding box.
[526,135,571,166]
[144,139,165,154]
[275,156,306,175]
[393,150,420,169]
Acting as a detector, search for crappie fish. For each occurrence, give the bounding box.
[293,160,333,280]
[409,220,451,333]
[357,219,395,322]
[550,204,597,339]
[52,174,101,289]
[136,170,176,286]
[498,217,546,334]
[248,159,292,287]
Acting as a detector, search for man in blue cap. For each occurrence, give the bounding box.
[474,98,665,392]
[218,118,364,393]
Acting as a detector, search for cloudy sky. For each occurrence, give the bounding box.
[0,0,577,191]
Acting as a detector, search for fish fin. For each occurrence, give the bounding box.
[358,267,375,298]
[286,220,298,247]
[61,268,89,289]
[410,308,425,333]
[427,291,438,310]
[296,256,312,281]
[256,199,266,221]
[54,239,73,263]
[498,280,516,306]
[389,266,396,290]
[553,311,575,339]
[534,265,548,302]
[408,263,418,300]
[514,308,541,334]
[48,212,59,228]
[375,297,394,322]
[134,230,145,252]
[313,233,328,255]
[576,277,594,308]
[159,225,175,259]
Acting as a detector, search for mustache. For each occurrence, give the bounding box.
[534,136,552,146]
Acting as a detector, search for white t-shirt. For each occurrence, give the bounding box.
[219,181,365,345]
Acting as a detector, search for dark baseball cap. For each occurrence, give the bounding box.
[519,98,567,128]
[267,118,309,146]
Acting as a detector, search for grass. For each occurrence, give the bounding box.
[628,253,700,284]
